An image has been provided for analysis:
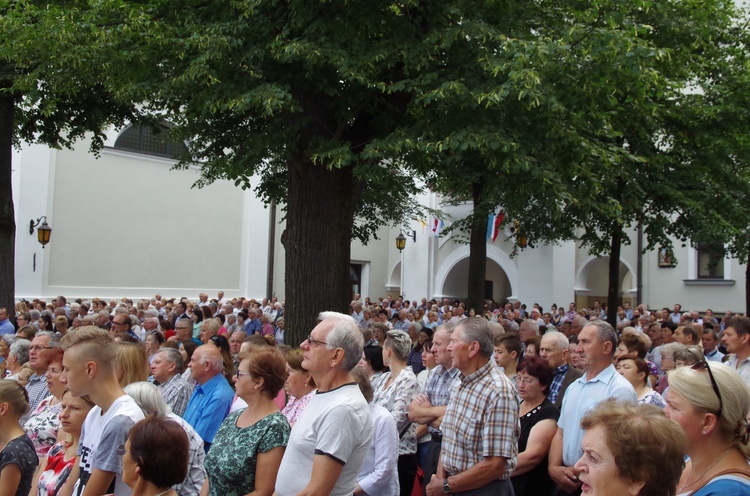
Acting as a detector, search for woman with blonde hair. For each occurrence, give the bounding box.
[372,330,419,496]
[115,342,149,387]
[666,361,750,494]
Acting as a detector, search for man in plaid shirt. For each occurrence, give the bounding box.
[426,317,520,496]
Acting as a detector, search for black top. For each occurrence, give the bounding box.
[511,398,559,496]
[0,434,38,496]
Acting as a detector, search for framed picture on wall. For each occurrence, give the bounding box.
[658,247,675,268]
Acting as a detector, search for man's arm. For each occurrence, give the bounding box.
[408,394,447,425]
[548,427,580,493]
[426,457,507,495]
[81,469,116,496]
[294,454,345,496]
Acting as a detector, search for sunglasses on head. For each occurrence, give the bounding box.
[691,360,723,419]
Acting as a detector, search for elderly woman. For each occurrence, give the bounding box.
[121,417,189,496]
[281,348,316,426]
[24,348,65,457]
[372,330,420,496]
[204,348,290,496]
[616,357,665,408]
[5,338,31,382]
[124,382,206,496]
[144,330,164,364]
[656,342,685,394]
[274,317,285,345]
[666,361,750,494]
[510,356,559,496]
[574,400,685,496]
[351,367,399,496]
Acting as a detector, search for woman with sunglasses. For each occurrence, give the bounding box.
[665,361,750,495]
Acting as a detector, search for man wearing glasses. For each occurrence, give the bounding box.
[549,321,636,495]
[25,331,62,418]
[275,312,372,496]
[111,313,140,341]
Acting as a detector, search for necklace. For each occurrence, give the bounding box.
[153,489,172,496]
[679,447,733,491]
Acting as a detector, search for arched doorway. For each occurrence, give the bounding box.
[575,256,636,309]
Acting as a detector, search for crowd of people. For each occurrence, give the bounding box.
[0,293,748,496]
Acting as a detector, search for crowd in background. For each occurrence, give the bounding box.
[0,292,748,496]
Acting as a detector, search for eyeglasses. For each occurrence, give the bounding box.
[236,371,252,379]
[306,334,328,347]
[115,444,130,456]
[691,360,723,418]
[516,375,539,386]
[30,345,54,352]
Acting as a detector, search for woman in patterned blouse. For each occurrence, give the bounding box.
[203,348,291,496]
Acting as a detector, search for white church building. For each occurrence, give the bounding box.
[12,123,747,313]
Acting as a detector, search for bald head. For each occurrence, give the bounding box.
[189,344,224,384]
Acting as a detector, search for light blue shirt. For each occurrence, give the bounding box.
[0,318,15,336]
[183,373,234,446]
[558,364,636,466]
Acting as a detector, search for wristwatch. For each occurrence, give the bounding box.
[443,478,452,494]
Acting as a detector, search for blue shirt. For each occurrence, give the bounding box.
[183,373,234,447]
[245,319,262,335]
[558,364,636,466]
[0,318,15,336]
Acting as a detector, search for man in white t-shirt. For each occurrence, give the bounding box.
[60,326,144,496]
[275,312,372,496]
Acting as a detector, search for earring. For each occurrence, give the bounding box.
[254,385,260,389]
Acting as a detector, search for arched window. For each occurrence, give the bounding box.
[113,123,188,160]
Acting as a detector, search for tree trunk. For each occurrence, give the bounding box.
[606,229,622,328]
[0,92,15,315]
[467,180,487,314]
[284,159,356,346]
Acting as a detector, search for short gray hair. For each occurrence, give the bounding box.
[456,317,494,358]
[319,311,363,372]
[385,330,412,359]
[9,339,31,365]
[37,331,61,348]
[199,352,223,372]
[521,319,539,335]
[542,330,569,351]
[124,381,171,417]
[408,321,422,334]
[158,348,184,371]
[583,320,617,354]
[438,321,456,336]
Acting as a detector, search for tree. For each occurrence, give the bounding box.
[0,1,137,313]
[81,0,600,343]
